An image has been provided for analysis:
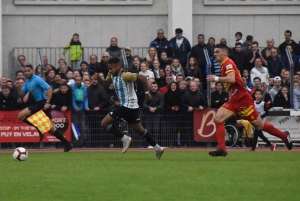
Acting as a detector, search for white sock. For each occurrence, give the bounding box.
[121,135,128,143]
[154,144,161,151]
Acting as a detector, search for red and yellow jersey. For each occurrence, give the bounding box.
[221,58,248,100]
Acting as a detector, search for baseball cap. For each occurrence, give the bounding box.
[175,28,183,34]
[274,76,281,81]
[124,47,131,51]
[185,76,193,81]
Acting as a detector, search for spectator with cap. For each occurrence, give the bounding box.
[150,29,173,58]
[269,76,282,101]
[124,47,134,70]
[185,76,193,88]
[169,28,191,69]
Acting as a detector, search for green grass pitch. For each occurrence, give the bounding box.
[0,151,300,201]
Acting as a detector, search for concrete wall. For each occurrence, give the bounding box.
[2,0,300,77]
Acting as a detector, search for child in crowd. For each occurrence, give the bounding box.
[250,89,275,151]
[63,33,83,70]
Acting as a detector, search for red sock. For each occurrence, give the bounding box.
[215,122,226,151]
[263,122,287,142]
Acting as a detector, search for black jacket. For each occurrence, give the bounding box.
[88,62,101,76]
[51,89,73,111]
[185,68,202,79]
[230,50,246,73]
[142,91,164,113]
[190,43,209,78]
[211,91,228,108]
[87,83,109,109]
[0,93,18,110]
[169,37,191,66]
[159,58,173,70]
[156,76,167,89]
[182,90,207,109]
[164,88,182,109]
[98,60,109,77]
[279,40,299,56]
[273,91,291,108]
[150,37,173,58]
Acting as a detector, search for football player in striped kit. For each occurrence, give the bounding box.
[94,57,164,160]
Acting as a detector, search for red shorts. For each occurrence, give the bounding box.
[221,94,259,122]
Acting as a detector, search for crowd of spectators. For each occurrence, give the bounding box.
[0,29,300,147]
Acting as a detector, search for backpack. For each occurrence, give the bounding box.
[75,85,84,102]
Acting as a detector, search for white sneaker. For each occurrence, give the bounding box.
[122,136,132,154]
[155,147,165,160]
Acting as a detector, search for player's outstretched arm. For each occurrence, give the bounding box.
[207,72,235,84]
[137,74,151,101]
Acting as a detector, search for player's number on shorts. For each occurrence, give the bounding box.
[198,110,216,138]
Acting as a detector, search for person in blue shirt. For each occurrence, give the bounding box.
[17,64,73,152]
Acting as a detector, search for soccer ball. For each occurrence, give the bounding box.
[13,147,28,161]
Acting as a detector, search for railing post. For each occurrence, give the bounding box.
[285,47,294,108]
[204,48,212,109]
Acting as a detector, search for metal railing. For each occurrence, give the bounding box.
[10,47,148,77]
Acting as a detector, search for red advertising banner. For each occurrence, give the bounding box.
[194,109,218,142]
[0,110,71,143]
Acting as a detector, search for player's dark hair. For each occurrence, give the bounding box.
[1,85,10,91]
[215,44,229,51]
[15,70,24,76]
[253,77,261,82]
[235,42,242,47]
[108,57,121,65]
[285,30,292,36]
[235,32,242,37]
[24,64,34,69]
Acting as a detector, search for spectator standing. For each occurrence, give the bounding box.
[190,34,208,84]
[234,32,243,46]
[0,85,18,110]
[63,33,83,70]
[139,61,155,80]
[211,82,228,108]
[267,48,285,77]
[261,39,281,61]
[250,58,270,85]
[273,86,291,108]
[279,30,299,56]
[171,58,185,78]
[71,76,89,145]
[186,57,201,79]
[156,69,167,89]
[106,37,122,58]
[269,76,282,101]
[17,55,26,67]
[150,29,173,58]
[293,83,300,111]
[282,45,300,73]
[159,51,173,70]
[245,41,267,71]
[142,82,164,144]
[98,52,110,77]
[206,37,216,56]
[144,47,158,71]
[169,28,191,69]
[124,47,134,70]
[51,83,72,112]
[230,42,246,74]
[159,75,174,96]
[88,54,101,76]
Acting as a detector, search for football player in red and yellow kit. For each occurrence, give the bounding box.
[206,44,292,156]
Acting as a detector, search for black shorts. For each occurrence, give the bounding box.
[109,106,140,125]
[28,100,52,119]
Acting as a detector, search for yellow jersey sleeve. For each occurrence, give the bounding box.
[122,72,137,82]
[105,72,112,82]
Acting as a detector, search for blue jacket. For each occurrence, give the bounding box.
[71,83,89,111]
[150,37,174,58]
[267,56,285,77]
[169,37,191,66]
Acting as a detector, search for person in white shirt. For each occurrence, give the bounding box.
[139,61,154,80]
[250,58,270,85]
